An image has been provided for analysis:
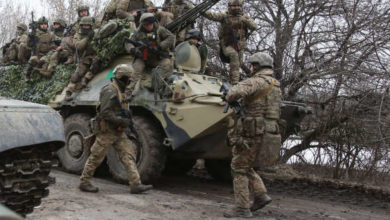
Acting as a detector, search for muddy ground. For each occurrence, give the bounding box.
[27,170,389,220]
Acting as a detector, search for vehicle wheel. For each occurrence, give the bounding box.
[0,145,58,216]
[107,115,166,184]
[164,158,196,176]
[205,159,232,182]
[58,113,92,174]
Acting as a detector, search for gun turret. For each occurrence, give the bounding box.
[165,0,220,34]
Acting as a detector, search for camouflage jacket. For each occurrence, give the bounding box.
[203,10,257,50]
[28,29,56,56]
[131,24,175,52]
[164,0,194,19]
[98,82,131,129]
[53,30,64,46]
[115,0,154,19]
[226,69,281,119]
[73,30,96,58]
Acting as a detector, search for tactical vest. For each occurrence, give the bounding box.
[244,69,281,120]
[36,30,55,55]
[167,1,191,18]
[219,14,247,50]
[134,26,161,60]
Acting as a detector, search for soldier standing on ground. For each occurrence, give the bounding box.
[26,17,57,80]
[79,64,153,194]
[223,52,279,218]
[202,0,257,84]
[65,16,99,101]
[126,13,175,96]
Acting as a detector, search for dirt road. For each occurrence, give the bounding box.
[27,170,389,220]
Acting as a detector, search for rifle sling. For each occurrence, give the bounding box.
[112,81,129,109]
[248,77,275,102]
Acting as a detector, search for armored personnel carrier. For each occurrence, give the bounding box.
[0,97,65,215]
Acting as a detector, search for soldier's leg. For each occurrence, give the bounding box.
[61,37,75,64]
[80,132,116,185]
[126,58,145,97]
[47,51,59,73]
[222,46,240,84]
[113,133,141,187]
[157,58,173,79]
[38,53,53,78]
[17,44,30,64]
[26,56,39,80]
[65,63,88,100]
[113,133,153,194]
[8,44,17,62]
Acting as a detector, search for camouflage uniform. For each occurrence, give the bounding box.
[224,52,280,218]
[60,5,95,65]
[185,29,208,73]
[104,0,154,26]
[203,0,257,84]
[66,17,99,97]
[27,17,57,78]
[162,0,194,43]
[80,64,152,194]
[1,23,29,64]
[127,13,175,95]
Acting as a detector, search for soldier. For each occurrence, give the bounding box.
[52,18,67,45]
[60,5,94,65]
[184,29,208,73]
[223,52,279,218]
[26,17,57,79]
[126,13,175,96]
[103,0,155,26]
[202,0,257,84]
[1,23,29,65]
[162,0,194,44]
[79,64,153,194]
[65,16,99,101]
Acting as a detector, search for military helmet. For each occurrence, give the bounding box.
[54,18,67,28]
[77,5,90,13]
[113,64,133,79]
[37,17,49,25]
[228,0,243,6]
[140,13,156,24]
[79,16,94,26]
[16,23,27,31]
[185,29,202,41]
[248,52,273,68]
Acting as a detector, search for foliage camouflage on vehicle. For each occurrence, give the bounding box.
[0,65,74,104]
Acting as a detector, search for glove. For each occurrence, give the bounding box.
[149,46,159,54]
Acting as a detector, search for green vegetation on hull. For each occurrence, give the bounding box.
[0,65,74,104]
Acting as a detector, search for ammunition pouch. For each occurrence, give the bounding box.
[254,119,281,168]
[241,117,264,138]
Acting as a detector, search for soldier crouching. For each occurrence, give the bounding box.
[79,64,153,194]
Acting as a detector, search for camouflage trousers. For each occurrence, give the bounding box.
[222,45,243,85]
[127,58,172,96]
[67,56,100,92]
[231,136,267,209]
[80,128,141,187]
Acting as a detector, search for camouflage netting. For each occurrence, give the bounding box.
[0,65,75,104]
[92,19,134,67]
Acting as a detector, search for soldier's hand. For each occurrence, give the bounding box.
[56,46,62,51]
[132,11,139,17]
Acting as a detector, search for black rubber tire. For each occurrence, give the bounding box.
[164,158,196,176]
[57,113,92,174]
[205,159,232,182]
[0,145,57,216]
[107,115,166,184]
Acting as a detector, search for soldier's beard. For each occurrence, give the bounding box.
[230,9,242,15]
[80,29,92,35]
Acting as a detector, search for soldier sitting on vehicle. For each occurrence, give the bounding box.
[25,17,57,80]
[79,64,153,194]
[65,16,101,101]
[1,23,29,65]
[103,0,155,26]
[185,29,208,74]
[126,13,175,96]
[202,0,257,85]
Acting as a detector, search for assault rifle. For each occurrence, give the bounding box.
[220,82,245,118]
[26,12,38,80]
[165,0,220,34]
[124,38,168,60]
[63,22,76,37]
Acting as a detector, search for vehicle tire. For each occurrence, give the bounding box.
[107,115,166,184]
[164,158,196,176]
[205,159,232,182]
[58,113,92,174]
[0,145,57,216]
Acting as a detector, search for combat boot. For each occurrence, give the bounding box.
[64,56,74,64]
[251,194,272,212]
[130,184,153,194]
[223,207,252,218]
[79,182,99,193]
[65,90,75,101]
